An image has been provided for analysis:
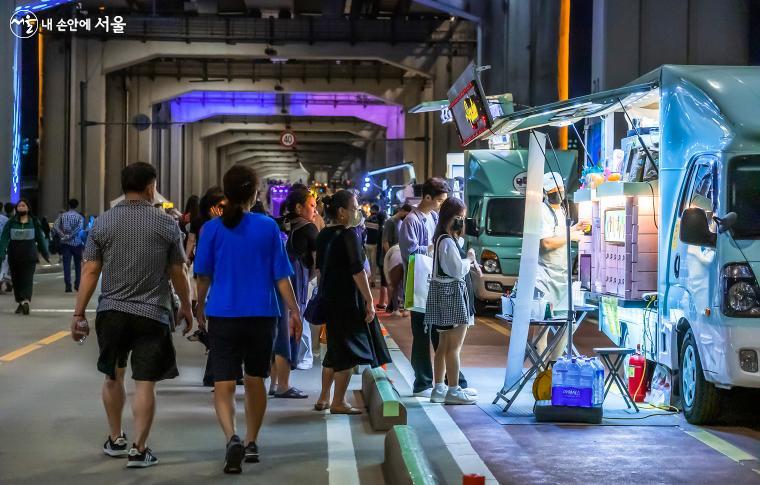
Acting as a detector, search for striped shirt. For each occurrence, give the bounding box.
[83,199,186,324]
[55,210,85,246]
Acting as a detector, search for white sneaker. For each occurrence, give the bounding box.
[445,386,477,405]
[463,387,479,397]
[391,310,403,317]
[430,385,448,403]
[413,388,433,398]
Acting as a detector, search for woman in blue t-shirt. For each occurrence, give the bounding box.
[194,165,302,474]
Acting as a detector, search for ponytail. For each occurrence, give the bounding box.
[222,203,245,229]
[221,165,259,229]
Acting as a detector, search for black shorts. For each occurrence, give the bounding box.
[95,310,179,382]
[208,316,277,381]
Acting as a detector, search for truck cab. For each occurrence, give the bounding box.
[464,149,578,312]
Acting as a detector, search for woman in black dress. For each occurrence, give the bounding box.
[313,190,376,414]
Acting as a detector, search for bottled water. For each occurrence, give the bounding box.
[566,358,581,388]
[580,359,594,387]
[552,357,567,388]
[591,358,605,406]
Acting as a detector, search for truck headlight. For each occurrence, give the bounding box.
[481,250,501,274]
[722,264,760,317]
[728,282,757,312]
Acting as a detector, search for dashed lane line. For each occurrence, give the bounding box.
[37,330,70,345]
[0,343,43,362]
[684,429,758,463]
[0,330,70,363]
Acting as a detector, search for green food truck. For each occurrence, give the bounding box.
[463,149,578,312]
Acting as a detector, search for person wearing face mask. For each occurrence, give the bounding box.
[313,190,381,414]
[0,199,51,315]
[425,197,480,404]
[399,177,475,398]
[534,172,589,358]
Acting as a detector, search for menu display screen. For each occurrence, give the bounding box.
[447,62,493,147]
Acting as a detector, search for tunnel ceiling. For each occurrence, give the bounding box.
[120,58,419,83]
[82,0,445,18]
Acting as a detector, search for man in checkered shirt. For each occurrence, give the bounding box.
[70,162,193,469]
[53,198,85,293]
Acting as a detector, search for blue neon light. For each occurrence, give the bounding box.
[10,37,22,202]
[10,1,75,202]
[14,0,73,14]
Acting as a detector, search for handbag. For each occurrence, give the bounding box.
[367,315,392,368]
[303,286,324,324]
[423,235,471,330]
[304,228,344,324]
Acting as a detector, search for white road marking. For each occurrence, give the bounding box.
[326,414,361,485]
[386,336,498,484]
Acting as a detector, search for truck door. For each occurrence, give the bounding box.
[664,157,718,372]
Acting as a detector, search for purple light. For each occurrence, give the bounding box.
[169,91,405,139]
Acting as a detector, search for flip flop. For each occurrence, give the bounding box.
[329,406,363,415]
[313,401,330,411]
[274,387,309,399]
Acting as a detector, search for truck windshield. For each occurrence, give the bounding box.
[728,155,760,239]
[486,198,525,236]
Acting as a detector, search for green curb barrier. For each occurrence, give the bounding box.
[361,367,407,431]
[383,425,439,485]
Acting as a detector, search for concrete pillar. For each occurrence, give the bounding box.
[41,35,67,218]
[104,74,126,207]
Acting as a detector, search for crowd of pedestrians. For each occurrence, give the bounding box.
[50,161,480,475]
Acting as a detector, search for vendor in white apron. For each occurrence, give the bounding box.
[535,172,588,359]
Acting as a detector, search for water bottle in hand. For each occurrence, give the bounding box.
[76,319,89,345]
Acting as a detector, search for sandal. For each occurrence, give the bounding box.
[329,405,363,415]
[274,387,309,399]
[314,401,330,411]
[375,304,387,310]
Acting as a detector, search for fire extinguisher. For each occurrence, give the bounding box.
[628,344,647,402]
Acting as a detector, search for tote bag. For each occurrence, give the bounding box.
[403,252,433,313]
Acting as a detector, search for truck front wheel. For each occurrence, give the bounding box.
[680,329,722,424]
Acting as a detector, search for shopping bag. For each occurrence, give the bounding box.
[404,255,416,309]
[404,253,433,312]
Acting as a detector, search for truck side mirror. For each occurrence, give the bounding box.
[465,217,479,237]
[680,208,716,247]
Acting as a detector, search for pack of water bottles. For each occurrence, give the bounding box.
[551,356,605,408]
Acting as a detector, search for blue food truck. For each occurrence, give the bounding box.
[483,65,760,424]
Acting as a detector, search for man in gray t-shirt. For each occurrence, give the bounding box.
[71,162,193,468]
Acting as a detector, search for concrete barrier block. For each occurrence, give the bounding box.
[361,367,406,431]
[383,425,439,485]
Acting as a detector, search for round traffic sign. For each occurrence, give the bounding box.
[280,131,296,147]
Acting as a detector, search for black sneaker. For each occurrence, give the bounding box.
[14,304,22,314]
[103,433,129,457]
[223,435,245,474]
[244,442,259,463]
[21,302,29,315]
[126,445,158,468]
[65,287,73,293]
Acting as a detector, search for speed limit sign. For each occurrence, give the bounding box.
[280,131,296,148]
